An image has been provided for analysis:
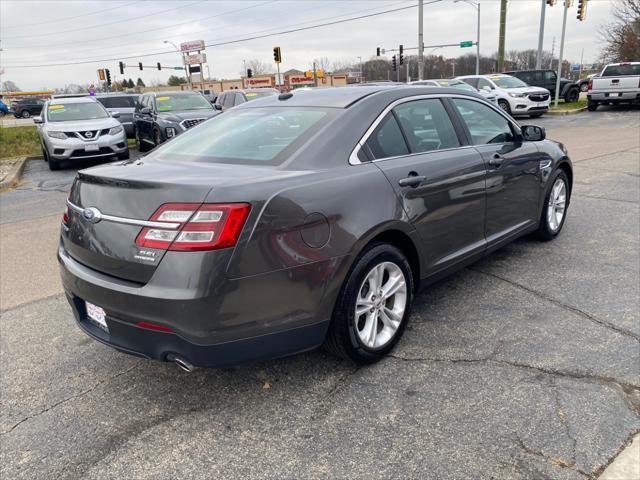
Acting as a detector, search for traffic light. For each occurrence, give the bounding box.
[546,0,556,5]
[392,55,397,72]
[157,62,162,70]
[119,61,125,74]
[376,47,381,57]
[576,0,587,20]
[273,46,282,64]
[247,68,253,78]
[399,45,404,65]
[138,62,143,71]
[105,69,111,86]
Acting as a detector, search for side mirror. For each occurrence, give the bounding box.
[214,103,222,110]
[521,125,545,142]
[111,111,120,118]
[33,116,43,124]
[139,107,151,115]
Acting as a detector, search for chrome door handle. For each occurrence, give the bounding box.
[398,175,426,188]
[489,153,505,167]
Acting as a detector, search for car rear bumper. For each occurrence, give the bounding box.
[58,242,338,367]
[588,92,640,102]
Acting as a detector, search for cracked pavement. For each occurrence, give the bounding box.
[1,106,639,479]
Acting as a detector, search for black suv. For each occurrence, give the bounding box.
[133,91,219,152]
[12,98,45,118]
[503,70,581,103]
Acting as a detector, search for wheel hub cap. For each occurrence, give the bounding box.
[547,178,567,232]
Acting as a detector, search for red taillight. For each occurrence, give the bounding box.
[62,208,69,225]
[136,321,174,333]
[135,203,251,251]
[588,79,593,91]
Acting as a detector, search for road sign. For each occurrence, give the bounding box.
[460,41,474,48]
[185,53,206,65]
[180,40,205,52]
[173,66,185,70]
[571,63,581,72]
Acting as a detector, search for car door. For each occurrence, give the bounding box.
[543,71,557,95]
[365,97,487,273]
[449,97,541,245]
[136,95,152,141]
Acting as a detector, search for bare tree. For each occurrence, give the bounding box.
[245,59,271,75]
[1,80,21,92]
[312,56,331,72]
[599,0,640,62]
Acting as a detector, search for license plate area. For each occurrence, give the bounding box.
[86,301,109,332]
[85,144,99,152]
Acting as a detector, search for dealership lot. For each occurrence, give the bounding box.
[1,107,638,479]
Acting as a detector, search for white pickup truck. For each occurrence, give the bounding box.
[587,62,640,111]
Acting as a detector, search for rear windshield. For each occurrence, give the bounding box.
[46,102,109,122]
[155,93,213,111]
[601,64,640,77]
[490,76,527,89]
[97,96,138,108]
[150,107,334,165]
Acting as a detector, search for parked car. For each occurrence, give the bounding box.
[503,69,581,103]
[95,93,140,138]
[134,91,219,152]
[578,73,598,92]
[457,74,550,117]
[59,86,572,370]
[34,97,128,171]
[12,98,45,118]
[214,88,279,112]
[410,79,498,104]
[587,62,640,111]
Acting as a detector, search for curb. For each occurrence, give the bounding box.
[547,106,587,116]
[0,156,28,189]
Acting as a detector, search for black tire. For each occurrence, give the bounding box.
[564,88,580,103]
[48,157,61,171]
[135,128,151,152]
[117,149,130,160]
[324,243,414,364]
[498,99,511,115]
[536,169,569,241]
[21,110,30,118]
[41,146,49,162]
[587,100,598,111]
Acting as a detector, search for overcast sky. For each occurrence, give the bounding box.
[0,0,616,90]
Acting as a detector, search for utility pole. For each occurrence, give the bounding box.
[554,0,569,108]
[550,37,556,68]
[497,0,507,71]
[475,2,480,75]
[313,61,318,87]
[418,0,424,80]
[578,47,584,79]
[406,61,410,83]
[536,0,546,69]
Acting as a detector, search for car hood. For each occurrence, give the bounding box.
[157,110,218,122]
[504,86,550,95]
[44,117,121,131]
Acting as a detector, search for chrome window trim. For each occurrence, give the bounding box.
[66,200,181,229]
[349,93,520,166]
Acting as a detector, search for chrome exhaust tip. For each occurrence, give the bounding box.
[166,354,197,373]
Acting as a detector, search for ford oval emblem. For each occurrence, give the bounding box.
[82,207,102,224]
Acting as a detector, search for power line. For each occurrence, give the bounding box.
[4,1,430,68]
[1,1,206,39]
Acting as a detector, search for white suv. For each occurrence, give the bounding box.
[456,74,551,118]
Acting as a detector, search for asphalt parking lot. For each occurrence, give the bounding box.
[1,106,638,479]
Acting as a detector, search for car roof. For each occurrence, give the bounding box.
[49,97,100,105]
[147,91,202,96]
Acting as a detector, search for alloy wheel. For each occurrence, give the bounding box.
[355,261,407,349]
[547,178,567,232]
[21,110,30,118]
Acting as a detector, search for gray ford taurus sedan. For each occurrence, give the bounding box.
[59,86,572,370]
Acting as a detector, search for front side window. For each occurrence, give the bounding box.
[365,113,409,159]
[234,93,246,106]
[452,98,515,145]
[222,93,234,108]
[544,71,556,82]
[46,102,110,122]
[393,99,460,153]
[154,93,213,112]
[149,107,333,165]
[462,77,479,89]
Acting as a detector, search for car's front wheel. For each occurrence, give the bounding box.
[536,170,569,241]
[498,99,511,115]
[564,88,580,103]
[325,243,414,364]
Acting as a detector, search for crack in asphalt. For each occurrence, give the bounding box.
[0,365,138,436]
[469,268,640,342]
[572,146,640,165]
[516,436,592,479]
[551,378,578,465]
[573,193,640,205]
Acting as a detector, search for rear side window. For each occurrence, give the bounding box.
[97,96,137,108]
[393,99,460,153]
[366,113,409,159]
[150,107,334,165]
[601,64,640,76]
[544,71,556,82]
[452,98,514,145]
[462,77,479,89]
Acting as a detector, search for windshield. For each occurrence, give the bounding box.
[601,64,640,77]
[155,94,213,112]
[46,102,110,122]
[490,76,527,89]
[244,90,277,101]
[150,107,334,165]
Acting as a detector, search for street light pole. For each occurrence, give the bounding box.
[358,56,363,83]
[164,40,191,90]
[454,1,480,75]
[418,0,424,80]
[536,0,546,69]
[554,0,569,108]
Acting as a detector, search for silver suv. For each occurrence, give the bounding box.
[35,97,129,171]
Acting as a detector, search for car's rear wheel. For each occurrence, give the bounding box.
[529,113,544,118]
[564,88,580,103]
[536,170,569,241]
[325,243,413,364]
[580,83,588,92]
[498,99,511,115]
[21,110,30,118]
[41,146,49,162]
[587,100,598,111]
